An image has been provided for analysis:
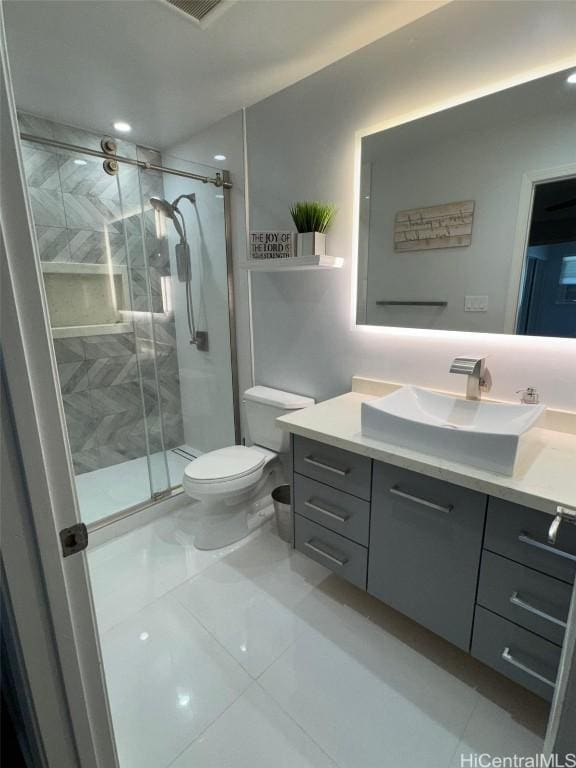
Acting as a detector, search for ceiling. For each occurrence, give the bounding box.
[3,0,448,148]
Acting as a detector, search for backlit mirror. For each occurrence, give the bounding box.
[355,69,576,337]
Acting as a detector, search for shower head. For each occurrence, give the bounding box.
[149,196,184,239]
[149,196,174,217]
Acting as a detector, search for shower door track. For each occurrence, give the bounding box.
[20,132,233,188]
[86,487,186,535]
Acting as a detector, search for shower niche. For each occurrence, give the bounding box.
[41,262,132,338]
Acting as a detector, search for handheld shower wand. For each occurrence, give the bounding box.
[150,195,197,278]
[149,194,207,351]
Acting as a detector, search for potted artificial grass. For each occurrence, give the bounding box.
[290,201,337,258]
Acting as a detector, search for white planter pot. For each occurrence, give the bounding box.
[297,232,326,258]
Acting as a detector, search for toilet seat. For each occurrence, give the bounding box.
[183,446,270,497]
[185,445,266,483]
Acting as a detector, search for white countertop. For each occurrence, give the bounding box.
[277,388,576,516]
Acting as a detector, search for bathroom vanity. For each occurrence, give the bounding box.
[279,379,576,702]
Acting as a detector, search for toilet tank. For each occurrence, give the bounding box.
[243,386,314,453]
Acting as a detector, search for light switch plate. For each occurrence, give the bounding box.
[465,295,489,312]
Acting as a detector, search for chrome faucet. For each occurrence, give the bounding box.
[449,356,487,400]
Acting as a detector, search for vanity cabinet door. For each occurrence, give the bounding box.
[368,462,487,651]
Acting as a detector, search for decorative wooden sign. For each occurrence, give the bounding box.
[249,232,295,261]
[394,200,475,252]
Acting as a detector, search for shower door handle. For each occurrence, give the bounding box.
[59,523,89,557]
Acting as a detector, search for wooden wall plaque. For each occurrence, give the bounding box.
[394,200,475,252]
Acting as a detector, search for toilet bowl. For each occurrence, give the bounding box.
[183,445,276,503]
[182,386,314,550]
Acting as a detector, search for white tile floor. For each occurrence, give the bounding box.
[87,506,549,768]
[77,448,192,525]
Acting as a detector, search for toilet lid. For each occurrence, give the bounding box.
[184,446,266,484]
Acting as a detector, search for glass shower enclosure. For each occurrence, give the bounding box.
[18,114,238,527]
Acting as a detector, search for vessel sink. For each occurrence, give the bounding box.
[361,386,545,475]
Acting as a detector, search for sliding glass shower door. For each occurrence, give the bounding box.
[18,115,174,524]
[18,113,238,528]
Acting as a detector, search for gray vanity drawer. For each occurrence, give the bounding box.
[477,551,571,647]
[472,606,560,701]
[485,498,576,584]
[293,436,371,500]
[368,462,487,651]
[294,474,370,546]
[295,515,368,589]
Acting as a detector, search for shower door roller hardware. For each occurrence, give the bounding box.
[548,505,576,544]
[103,159,119,176]
[59,523,89,557]
[101,137,119,174]
[101,137,118,155]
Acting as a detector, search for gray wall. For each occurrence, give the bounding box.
[246,1,576,410]
[18,113,184,473]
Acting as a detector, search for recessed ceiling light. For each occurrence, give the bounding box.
[567,72,576,85]
[213,154,226,161]
[177,693,191,708]
[113,121,132,133]
[74,158,87,166]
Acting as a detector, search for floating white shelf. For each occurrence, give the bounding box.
[242,255,343,271]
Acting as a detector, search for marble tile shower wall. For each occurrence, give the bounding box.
[19,113,184,475]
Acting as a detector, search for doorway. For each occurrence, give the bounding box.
[517,176,576,337]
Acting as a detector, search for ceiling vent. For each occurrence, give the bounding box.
[164,0,228,26]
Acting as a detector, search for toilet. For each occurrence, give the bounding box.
[183,386,314,550]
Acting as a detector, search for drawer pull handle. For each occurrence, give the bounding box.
[548,514,562,545]
[304,539,348,567]
[305,500,349,523]
[304,456,350,477]
[501,647,556,689]
[389,485,453,514]
[518,533,576,563]
[509,592,567,629]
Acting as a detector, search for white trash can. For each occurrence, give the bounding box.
[272,485,292,543]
